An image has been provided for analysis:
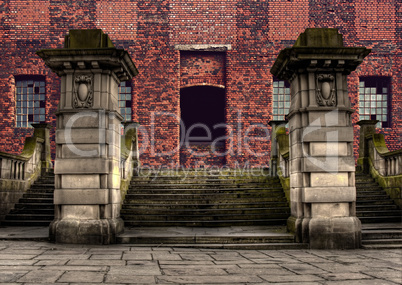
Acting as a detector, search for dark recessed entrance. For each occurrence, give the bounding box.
[180,85,225,143]
[180,85,226,167]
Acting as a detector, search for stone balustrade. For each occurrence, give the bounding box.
[269,120,290,202]
[120,122,140,200]
[0,124,52,222]
[357,120,402,208]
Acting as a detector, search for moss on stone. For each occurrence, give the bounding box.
[66,29,115,49]
[293,28,343,47]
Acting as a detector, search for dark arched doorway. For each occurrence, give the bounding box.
[180,85,226,167]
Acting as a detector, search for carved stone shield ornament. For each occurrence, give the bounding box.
[73,75,93,108]
[316,74,336,106]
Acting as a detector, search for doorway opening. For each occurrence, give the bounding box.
[180,85,226,166]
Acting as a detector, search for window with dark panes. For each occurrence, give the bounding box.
[272,78,290,121]
[15,75,46,128]
[118,81,132,122]
[359,77,391,128]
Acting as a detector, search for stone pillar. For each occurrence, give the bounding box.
[356,120,378,173]
[268,120,287,177]
[271,28,370,249]
[31,123,53,174]
[37,29,139,244]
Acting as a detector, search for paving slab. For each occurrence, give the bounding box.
[0,239,400,284]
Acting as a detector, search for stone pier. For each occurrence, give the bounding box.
[37,29,138,244]
[271,28,370,249]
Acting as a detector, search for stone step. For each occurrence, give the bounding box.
[359,216,402,223]
[1,220,52,226]
[118,234,294,244]
[26,189,54,194]
[125,192,285,200]
[357,210,402,217]
[124,197,287,204]
[362,230,402,240]
[131,177,278,183]
[127,190,283,196]
[120,207,290,215]
[355,195,391,200]
[123,219,288,227]
[9,209,54,215]
[121,213,290,222]
[356,204,398,211]
[19,198,53,204]
[23,193,53,198]
[356,200,395,206]
[361,244,402,250]
[129,183,282,189]
[356,190,387,195]
[14,203,54,210]
[4,214,54,221]
[122,201,289,210]
[362,239,402,245]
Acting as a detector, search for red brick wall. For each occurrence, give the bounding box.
[0,0,400,168]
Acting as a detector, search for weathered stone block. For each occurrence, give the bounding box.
[301,126,353,143]
[308,217,361,249]
[311,203,350,218]
[54,189,109,204]
[309,142,348,157]
[62,144,104,158]
[302,156,355,172]
[61,205,100,219]
[310,172,349,187]
[61,174,100,189]
[56,129,106,145]
[302,187,356,203]
[54,158,109,174]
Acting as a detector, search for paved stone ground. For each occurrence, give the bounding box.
[0,240,400,284]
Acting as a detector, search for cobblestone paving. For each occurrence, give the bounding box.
[0,241,400,284]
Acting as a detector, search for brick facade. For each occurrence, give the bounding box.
[0,0,400,168]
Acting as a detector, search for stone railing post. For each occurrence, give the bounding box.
[268,120,287,177]
[37,29,139,244]
[271,28,370,249]
[356,120,378,173]
[31,123,53,175]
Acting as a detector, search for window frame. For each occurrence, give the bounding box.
[118,81,133,122]
[14,75,46,128]
[272,77,291,121]
[358,76,391,128]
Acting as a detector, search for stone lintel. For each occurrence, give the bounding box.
[302,187,356,203]
[54,189,109,204]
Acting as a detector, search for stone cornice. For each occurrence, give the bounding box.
[36,48,139,81]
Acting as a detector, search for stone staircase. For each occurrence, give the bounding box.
[361,223,402,249]
[2,172,54,226]
[356,173,401,223]
[356,173,402,249]
[120,170,290,227]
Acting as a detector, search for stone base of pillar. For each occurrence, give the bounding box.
[288,216,361,249]
[49,218,124,245]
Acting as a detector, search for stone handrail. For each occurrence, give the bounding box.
[357,120,402,208]
[120,123,140,201]
[368,134,402,176]
[0,137,43,181]
[276,127,290,202]
[0,124,52,223]
[269,121,290,202]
